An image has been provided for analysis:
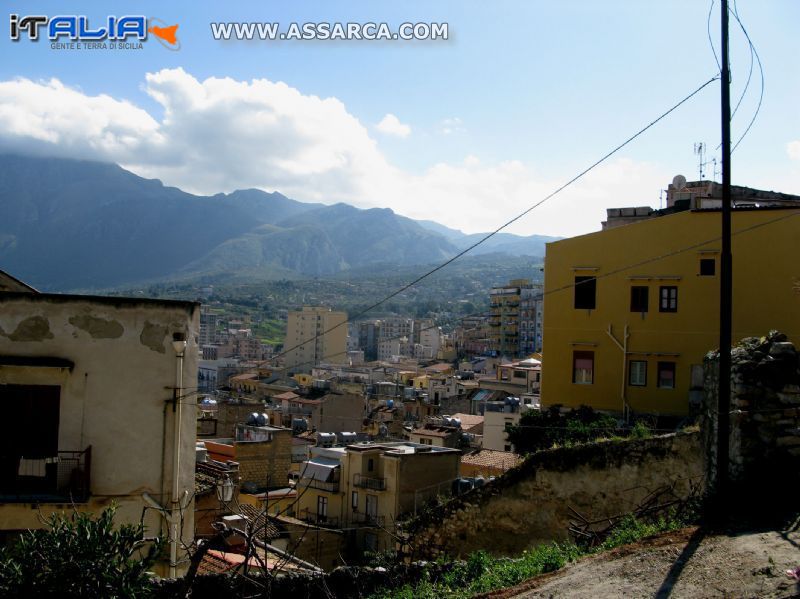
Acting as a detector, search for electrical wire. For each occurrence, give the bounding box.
[729,2,764,153]
[260,76,719,369]
[707,0,721,73]
[187,207,800,407]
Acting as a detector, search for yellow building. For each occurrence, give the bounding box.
[295,441,461,552]
[284,307,347,373]
[542,196,800,417]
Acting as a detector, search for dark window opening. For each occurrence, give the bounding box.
[630,286,649,313]
[659,286,678,312]
[657,362,676,389]
[0,385,60,497]
[572,351,594,384]
[700,258,716,276]
[574,276,596,310]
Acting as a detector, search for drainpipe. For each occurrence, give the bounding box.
[606,324,630,422]
[170,338,187,579]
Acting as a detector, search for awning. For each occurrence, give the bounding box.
[300,457,340,482]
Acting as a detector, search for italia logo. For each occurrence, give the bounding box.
[9,14,180,50]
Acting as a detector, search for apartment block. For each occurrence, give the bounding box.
[542,181,800,416]
[295,441,461,552]
[284,307,347,373]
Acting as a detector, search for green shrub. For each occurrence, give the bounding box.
[0,505,162,599]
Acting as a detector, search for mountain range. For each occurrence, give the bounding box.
[0,154,559,291]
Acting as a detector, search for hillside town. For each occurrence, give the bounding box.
[2,176,798,594]
[3,2,800,596]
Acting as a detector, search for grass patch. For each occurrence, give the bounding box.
[368,513,691,598]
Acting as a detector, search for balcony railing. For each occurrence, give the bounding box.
[0,447,91,503]
[354,473,387,491]
[298,508,340,528]
[351,512,385,527]
[297,477,340,493]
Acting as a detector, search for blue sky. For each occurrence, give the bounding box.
[1,1,798,236]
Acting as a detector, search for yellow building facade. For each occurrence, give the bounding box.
[295,442,460,552]
[542,207,800,416]
[284,307,347,373]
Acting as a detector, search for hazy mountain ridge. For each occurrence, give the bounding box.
[0,154,556,291]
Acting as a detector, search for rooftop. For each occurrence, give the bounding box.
[461,448,524,471]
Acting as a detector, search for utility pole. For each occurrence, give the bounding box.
[716,0,732,511]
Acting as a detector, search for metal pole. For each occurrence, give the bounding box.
[716,0,732,508]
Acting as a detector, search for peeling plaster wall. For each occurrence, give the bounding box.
[0,293,199,572]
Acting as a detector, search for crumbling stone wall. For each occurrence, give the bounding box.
[702,331,800,490]
[402,432,703,560]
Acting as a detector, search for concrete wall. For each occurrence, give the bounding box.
[0,292,199,572]
[405,432,703,559]
[313,393,364,434]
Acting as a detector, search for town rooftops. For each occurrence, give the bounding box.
[273,391,301,401]
[412,427,456,438]
[450,413,484,432]
[461,448,523,471]
[425,363,454,373]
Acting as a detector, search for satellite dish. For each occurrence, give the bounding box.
[672,174,687,190]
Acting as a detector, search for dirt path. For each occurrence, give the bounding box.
[487,526,800,599]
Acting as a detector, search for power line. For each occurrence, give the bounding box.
[707,0,721,72]
[264,76,719,368]
[197,206,800,396]
[729,2,764,153]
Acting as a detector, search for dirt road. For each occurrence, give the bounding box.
[487,526,800,599]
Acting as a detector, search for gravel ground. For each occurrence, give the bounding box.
[485,525,800,599]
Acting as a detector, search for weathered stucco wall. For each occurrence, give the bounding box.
[0,292,199,572]
[404,432,703,559]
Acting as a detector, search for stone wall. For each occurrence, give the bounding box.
[402,432,703,560]
[702,331,800,491]
[236,429,292,491]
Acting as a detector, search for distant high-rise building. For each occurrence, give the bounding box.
[378,317,414,342]
[284,307,347,373]
[519,286,544,355]
[358,320,381,361]
[489,279,538,358]
[199,308,220,346]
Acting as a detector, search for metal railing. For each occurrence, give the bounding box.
[1,447,91,503]
[352,512,385,527]
[296,478,340,493]
[354,473,387,491]
[298,508,339,528]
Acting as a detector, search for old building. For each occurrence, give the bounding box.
[0,276,199,575]
[542,181,800,416]
[295,440,461,552]
[203,421,293,492]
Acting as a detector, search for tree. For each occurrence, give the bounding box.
[0,505,162,598]
[507,405,619,454]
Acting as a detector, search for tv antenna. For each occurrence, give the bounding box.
[694,142,707,179]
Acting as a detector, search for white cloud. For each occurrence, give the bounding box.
[375,113,411,138]
[0,70,667,237]
[787,140,800,161]
[439,117,464,135]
